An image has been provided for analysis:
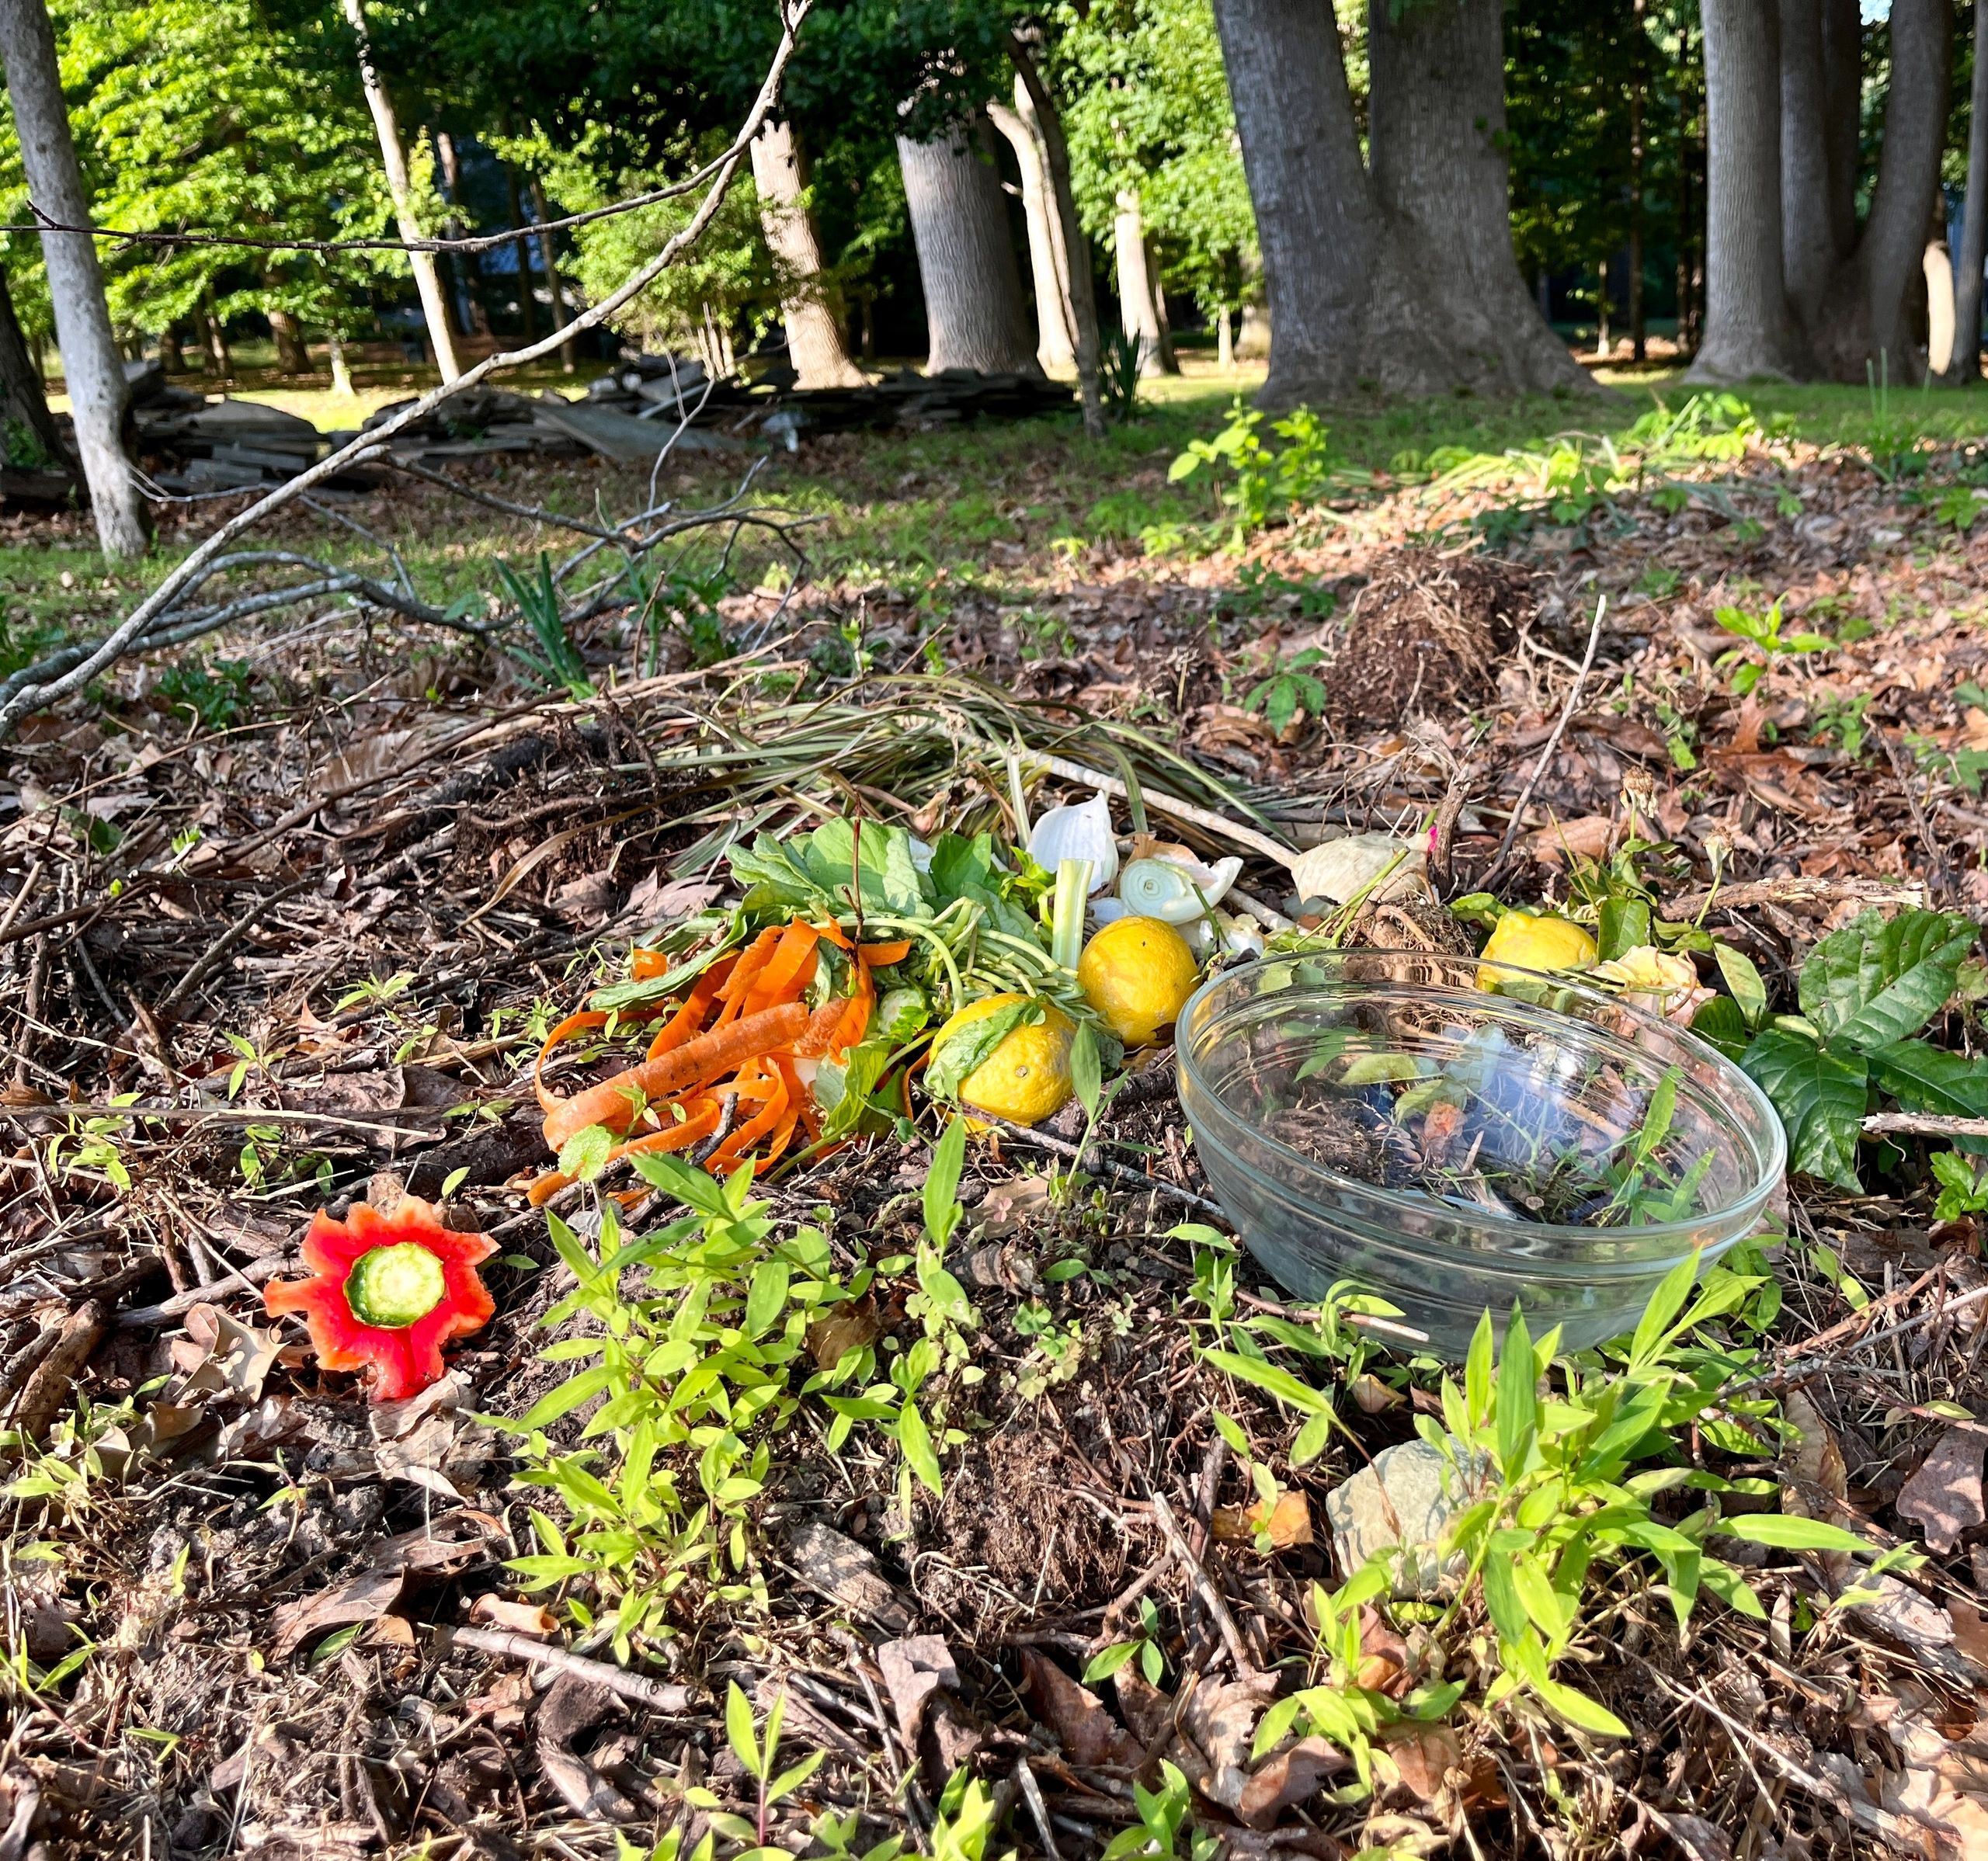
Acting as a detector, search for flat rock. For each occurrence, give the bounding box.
[1323,1436,1486,1597]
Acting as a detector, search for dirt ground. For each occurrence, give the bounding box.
[5,409,1988,1861]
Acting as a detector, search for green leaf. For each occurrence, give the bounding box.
[926,999,1035,1103]
[1071,1019,1103,1123]
[1866,1037,1988,1119]
[1465,1311,1494,1432]
[726,1682,763,1780]
[1531,1673,1630,1738]
[556,1122,613,1183]
[1202,1348,1332,1415]
[744,1259,791,1339]
[1495,1309,1536,1474]
[1628,1249,1701,1366]
[1740,1028,1868,1190]
[1689,994,1750,1058]
[1713,943,1769,1028]
[1599,896,1653,963]
[1082,1641,1141,1682]
[895,1400,944,1496]
[923,1116,966,1250]
[1715,1513,1871,1554]
[1798,908,1977,1051]
[1480,1550,1529,1643]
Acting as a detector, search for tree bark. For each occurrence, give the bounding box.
[1114,189,1176,374]
[0,0,146,555]
[327,328,354,397]
[1687,0,1807,382]
[434,130,489,338]
[989,89,1076,373]
[339,0,460,381]
[1806,0,1952,380]
[1594,257,1611,358]
[1780,0,1843,327]
[1629,7,1646,363]
[1819,0,1862,256]
[1361,0,1590,398]
[1007,33,1105,436]
[528,175,576,373]
[896,114,1038,377]
[0,264,73,478]
[1925,236,1957,376]
[157,325,181,375]
[198,292,231,380]
[267,304,311,376]
[750,120,867,388]
[1948,0,1988,382]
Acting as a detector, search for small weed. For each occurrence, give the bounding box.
[1101,325,1142,422]
[155,655,255,730]
[1242,646,1328,735]
[1932,1151,1988,1222]
[1712,596,1832,695]
[497,552,593,697]
[1170,400,1344,547]
[1229,561,1337,620]
[1809,692,1875,759]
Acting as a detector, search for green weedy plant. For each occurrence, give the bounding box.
[497,551,593,698]
[1099,1762,1216,1861]
[1710,596,1833,696]
[1738,907,1984,1191]
[683,1683,825,1860]
[1168,399,1345,546]
[1242,646,1327,736]
[1101,325,1143,422]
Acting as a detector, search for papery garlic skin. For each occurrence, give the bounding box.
[1028,793,1119,893]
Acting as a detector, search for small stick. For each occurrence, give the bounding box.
[1013,1759,1063,1861]
[0,856,45,942]
[1148,1491,1256,1677]
[1492,593,1607,867]
[961,1109,1229,1218]
[436,1624,700,1713]
[158,875,319,1017]
[1862,1110,1988,1140]
[117,1256,285,1328]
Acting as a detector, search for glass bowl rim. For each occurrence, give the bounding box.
[1176,950,1788,1249]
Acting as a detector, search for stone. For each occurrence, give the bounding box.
[1323,1436,1486,1597]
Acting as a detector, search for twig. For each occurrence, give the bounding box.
[1862,1110,1988,1140]
[436,1624,700,1713]
[961,1109,1228,1217]
[117,1257,285,1328]
[0,857,44,942]
[1013,1759,1063,1861]
[1148,1491,1256,1676]
[1492,594,1607,866]
[158,877,318,1016]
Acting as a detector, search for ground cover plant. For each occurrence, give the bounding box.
[8,361,1988,1861]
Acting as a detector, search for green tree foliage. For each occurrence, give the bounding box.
[1051,0,1256,321]
[0,0,401,345]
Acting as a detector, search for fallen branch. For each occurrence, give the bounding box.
[0,0,815,745]
[1862,1110,1988,1140]
[436,1623,701,1713]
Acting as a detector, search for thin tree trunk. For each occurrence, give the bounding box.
[1114,189,1176,374]
[0,0,146,555]
[503,164,538,341]
[1687,0,1806,383]
[1948,0,1988,382]
[528,175,576,374]
[327,328,354,396]
[1008,33,1105,436]
[267,304,310,376]
[0,265,73,477]
[1362,0,1590,397]
[989,88,1076,373]
[1218,304,1234,368]
[199,293,231,380]
[1926,234,1957,375]
[750,120,867,388]
[1629,9,1646,363]
[339,0,460,381]
[1594,258,1611,357]
[895,114,1038,377]
[433,130,489,338]
[1807,0,1952,380]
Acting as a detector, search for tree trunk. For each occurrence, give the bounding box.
[1218,304,1234,368]
[1007,33,1106,436]
[989,88,1076,373]
[1819,0,1862,256]
[1593,258,1611,357]
[199,293,231,380]
[0,264,73,478]
[434,130,490,339]
[1780,0,1843,328]
[1926,235,1957,375]
[0,0,147,555]
[1948,0,1988,383]
[1113,189,1176,374]
[1806,0,1952,380]
[528,175,576,374]
[339,0,460,381]
[157,325,181,374]
[1362,0,1590,398]
[267,304,310,375]
[895,114,1038,377]
[1629,14,1646,363]
[1687,0,1806,383]
[750,120,867,388]
[503,163,539,340]
[327,328,354,396]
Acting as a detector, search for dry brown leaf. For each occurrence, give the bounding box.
[1350,1373,1402,1415]
[1378,1721,1462,1803]
[1896,1430,1988,1556]
[1180,1670,1277,1810]
[1235,1738,1347,1828]
[1524,814,1613,864]
[1018,1647,1142,1769]
[1211,1490,1313,1549]
[1948,1599,1988,1669]
[878,1635,961,1753]
[806,1298,881,1370]
[468,1595,558,1637]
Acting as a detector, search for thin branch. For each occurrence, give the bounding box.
[1492,593,1608,867]
[0,0,815,745]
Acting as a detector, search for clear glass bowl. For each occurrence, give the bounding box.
[1175,951,1786,1356]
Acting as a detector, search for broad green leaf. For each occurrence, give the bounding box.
[1715,1513,1870,1553]
[1797,908,1976,1051]
[726,1681,763,1779]
[743,1259,791,1339]
[1202,1348,1331,1415]
[1690,994,1750,1058]
[895,1400,944,1496]
[1082,1641,1141,1682]
[1599,896,1653,962]
[1465,1310,1495,1432]
[1698,1559,1768,1619]
[1531,1673,1630,1738]
[1866,1037,1988,1119]
[923,1117,966,1250]
[514,1365,615,1432]
[1740,1028,1868,1190]
[1495,1308,1536,1473]
[1071,1019,1103,1122]
[1712,943,1768,1028]
[1629,1248,1701,1366]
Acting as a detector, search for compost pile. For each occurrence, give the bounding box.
[6,412,1988,1861]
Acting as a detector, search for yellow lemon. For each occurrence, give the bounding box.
[1078,915,1201,1047]
[931,993,1074,1127]
[1477,910,1599,988]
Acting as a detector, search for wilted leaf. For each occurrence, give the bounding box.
[1378,1721,1462,1804]
[1211,1489,1313,1549]
[805,1297,881,1370]
[468,1595,558,1637]
[1235,1738,1347,1828]
[1896,1430,1988,1555]
[1018,1647,1142,1769]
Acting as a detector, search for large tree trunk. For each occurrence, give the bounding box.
[0,265,73,479]
[1779,0,1842,325]
[1806,0,1950,381]
[750,120,867,389]
[339,0,460,381]
[1007,34,1106,436]
[1362,0,1590,397]
[1947,0,1988,383]
[0,0,147,556]
[1113,189,1177,374]
[988,89,1076,373]
[1209,0,1376,403]
[1687,0,1807,382]
[1819,0,1863,255]
[896,115,1038,376]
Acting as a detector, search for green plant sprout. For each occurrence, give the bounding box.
[1711,597,1832,696]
